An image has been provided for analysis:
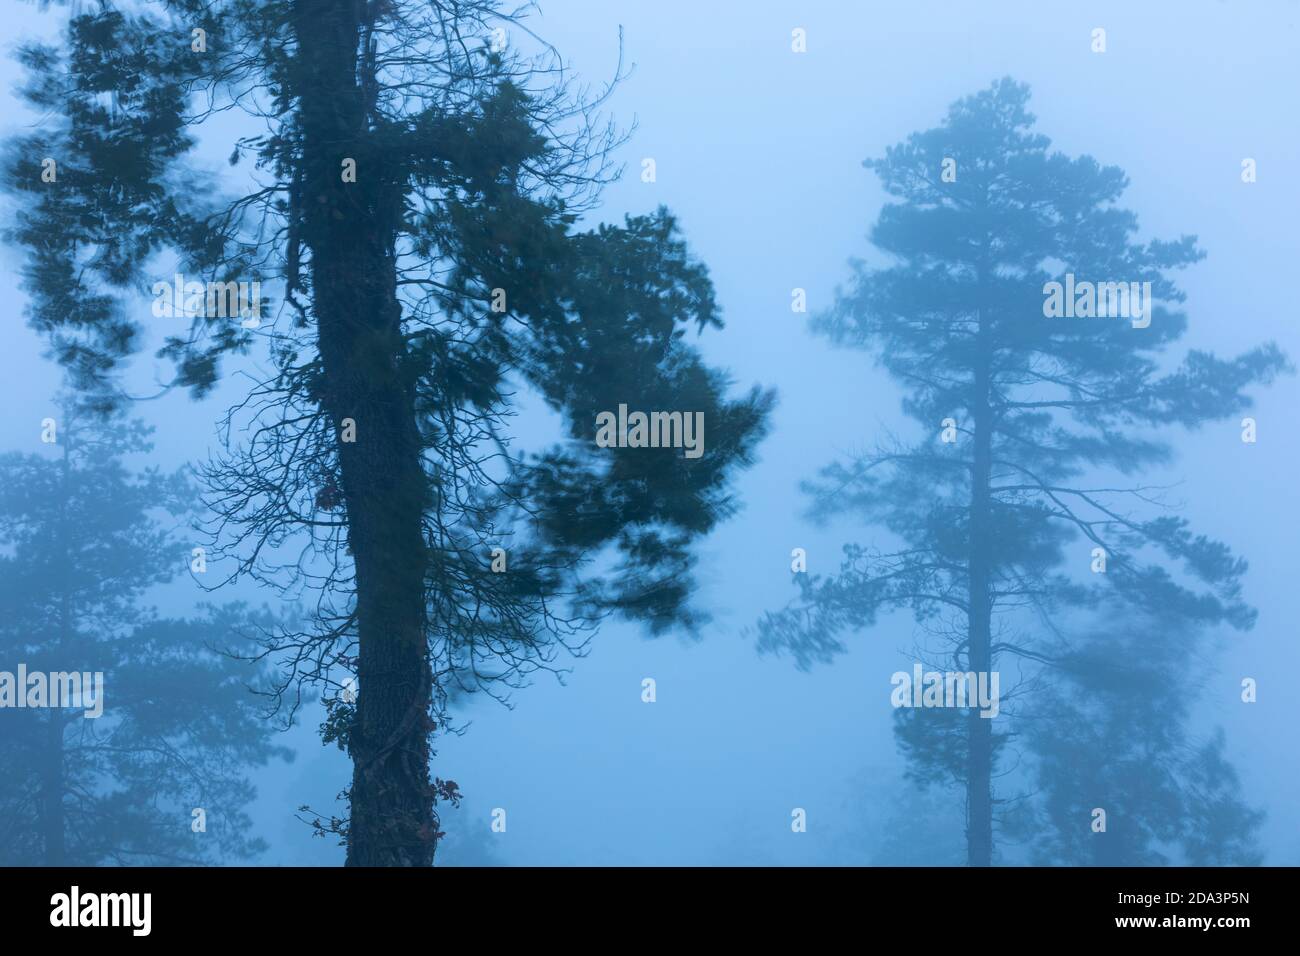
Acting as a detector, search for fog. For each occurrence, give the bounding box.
[1,0,1295,866]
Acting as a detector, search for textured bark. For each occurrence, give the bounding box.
[295,0,435,866]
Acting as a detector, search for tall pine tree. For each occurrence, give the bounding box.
[8,1,772,864]
[756,79,1285,866]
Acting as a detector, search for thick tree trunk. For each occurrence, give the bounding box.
[966,317,995,867]
[295,0,436,866]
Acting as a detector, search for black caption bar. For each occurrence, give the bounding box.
[0,865,1285,942]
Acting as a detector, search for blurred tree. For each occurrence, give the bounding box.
[0,405,290,865]
[755,79,1285,866]
[1006,612,1263,866]
[7,0,772,864]
[828,769,966,866]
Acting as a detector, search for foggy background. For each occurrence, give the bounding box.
[1,0,1295,865]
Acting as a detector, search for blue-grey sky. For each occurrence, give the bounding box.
[2,0,1296,865]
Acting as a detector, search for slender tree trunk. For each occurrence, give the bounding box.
[966,311,995,867]
[42,431,72,865]
[40,713,65,865]
[295,0,436,866]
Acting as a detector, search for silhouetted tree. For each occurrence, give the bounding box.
[829,770,965,866]
[0,405,290,865]
[8,0,771,864]
[756,79,1285,866]
[1007,611,1263,865]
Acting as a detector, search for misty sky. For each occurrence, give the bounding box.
[1,0,1296,865]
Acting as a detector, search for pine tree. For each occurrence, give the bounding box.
[0,405,290,865]
[1011,611,1263,866]
[756,79,1286,866]
[7,1,772,864]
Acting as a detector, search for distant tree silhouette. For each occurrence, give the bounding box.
[0,405,289,865]
[756,79,1286,866]
[831,771,965,866]
[1006,611,1263,866]
[7,0,772,864]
